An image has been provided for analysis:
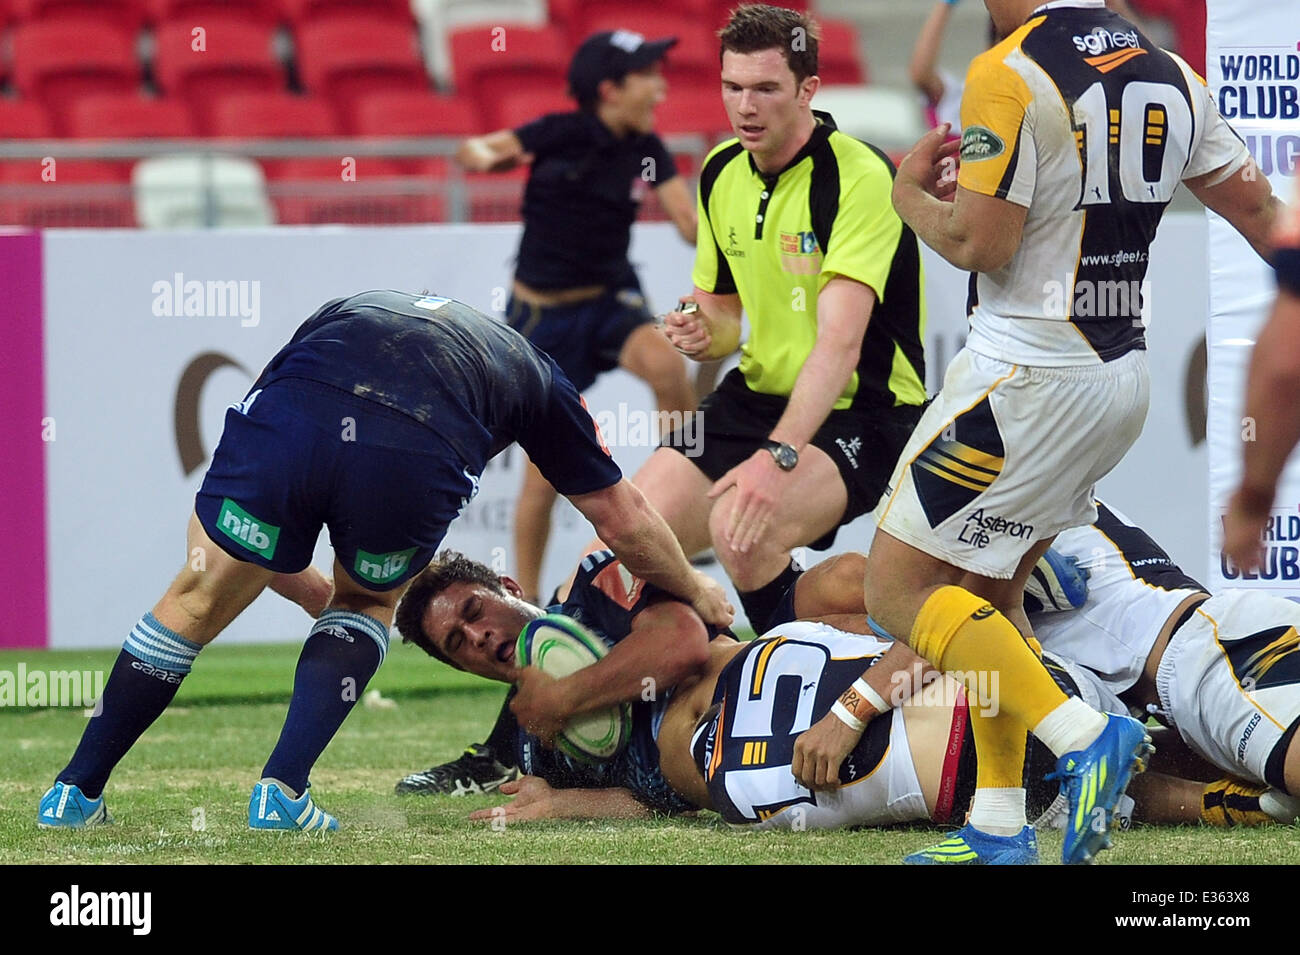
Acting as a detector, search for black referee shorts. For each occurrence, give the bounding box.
[661,369,924,550]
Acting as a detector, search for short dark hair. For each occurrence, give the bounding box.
[718,3,820,85]
[395,551,504,668]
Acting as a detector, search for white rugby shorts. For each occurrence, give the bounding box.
[1157,590,1300,785]
[874,347,1149,578]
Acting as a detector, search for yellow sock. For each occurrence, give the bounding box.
[972,708,1030,791]
[911,585,1068,730]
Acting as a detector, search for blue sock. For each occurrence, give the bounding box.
[261,610,388,796]
[59,613,202,799]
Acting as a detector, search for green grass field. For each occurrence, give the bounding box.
[1,643,1295,865]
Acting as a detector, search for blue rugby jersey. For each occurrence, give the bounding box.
[519,549,728,814]
[253,290,622,497]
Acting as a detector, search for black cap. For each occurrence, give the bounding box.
[567,30,677,105]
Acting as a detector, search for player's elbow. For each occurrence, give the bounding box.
[656,604,711,682]
[582,480,650,550]
[956,234,1018,273]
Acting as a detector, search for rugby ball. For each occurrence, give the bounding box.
[516,614,632,764]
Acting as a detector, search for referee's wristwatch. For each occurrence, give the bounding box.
[761,439,799,471]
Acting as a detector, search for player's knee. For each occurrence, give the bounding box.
[711,538,776,592]
[795,553,868,621]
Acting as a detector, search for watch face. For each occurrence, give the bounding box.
[772,444,797,470]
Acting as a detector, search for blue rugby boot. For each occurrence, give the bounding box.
[249,780,338,832]
[38,781,111,828]
[1050,713,1154,864]
[903,823,1039,865]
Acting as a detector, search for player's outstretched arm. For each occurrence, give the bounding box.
[569,478,734,628]
[455,130,530,173]
[468,776,654,823]
[1185,157,1278,262]
[909,0,958,107]
[510,601,710,739]
[269,566,334,618]
[1224,285,1300,571]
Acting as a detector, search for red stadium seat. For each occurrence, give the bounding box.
[491,89,573,134]
[349,90,483,137]
[817,19,868,86]
[556,0,740,31]
[12,20,140,119]
[577,11,717,91]
[0,99,54,139]
[654,84,728,136]
[208,92,338,178]
[448,24,568,118]
[268,156,445,224]
[67,93,196,138]
[0,159,135,227]
[208,91,338,137]
[280,0,413,26]
[349,90,482,174]
[154,17,284,133]
[144,0,283,26]
[11,0,148,30]
[295,15,430,120]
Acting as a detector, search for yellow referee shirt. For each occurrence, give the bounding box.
[692,111,927,410]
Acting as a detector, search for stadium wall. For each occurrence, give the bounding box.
[1206,0,1300,591]
[1,218,1211,648]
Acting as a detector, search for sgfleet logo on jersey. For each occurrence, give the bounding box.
[216,499,279,559]
[1074,26,1143,60]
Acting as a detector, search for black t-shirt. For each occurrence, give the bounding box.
[513,111,677,290]
[254,290,623,496]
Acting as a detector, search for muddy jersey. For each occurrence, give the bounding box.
[958,1,1249,365]
[253,290,622,496]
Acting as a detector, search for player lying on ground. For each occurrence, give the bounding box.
[1029,500,1300,817]
[38,291,730,832]
[395,549,1260,840]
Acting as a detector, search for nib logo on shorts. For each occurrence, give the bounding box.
[355,547,418,585]
[217,499,279,559]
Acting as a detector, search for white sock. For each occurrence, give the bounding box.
[1033,698,1108,757]
[968,787,1027,835]
[260,777,300,800]
[1261,789,1300,823]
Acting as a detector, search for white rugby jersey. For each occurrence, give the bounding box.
[1032,500,1207,696]
[957,1,1249,365]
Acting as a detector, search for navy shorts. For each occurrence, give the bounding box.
[505,286,653,392]
[195,379,476,591]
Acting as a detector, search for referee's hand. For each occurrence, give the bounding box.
[661,300,711,358]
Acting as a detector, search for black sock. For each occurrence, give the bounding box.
[261,612,386,796]
[738,558,805,634]
[58,612,201,799]
[59,649,187,799]
[483,689,519,764]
